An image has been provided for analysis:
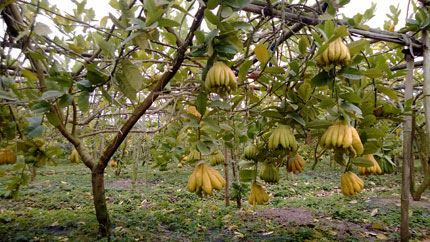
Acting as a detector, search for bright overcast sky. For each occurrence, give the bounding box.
[56,0,409,30]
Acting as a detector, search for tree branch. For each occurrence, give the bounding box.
[96,3,207,171]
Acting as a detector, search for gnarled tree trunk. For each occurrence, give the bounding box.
[92,168,111,236]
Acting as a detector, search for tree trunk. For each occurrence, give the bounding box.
[223,144,230,207]
[413,123,430,201]
[230,148,241,209]
[400,53,414,242]
[92,169,111,236]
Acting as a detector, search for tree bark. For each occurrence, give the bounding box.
[400,53,414,242]
[92,169,111,236]
[413,123,430,201]
[223,144,230,207]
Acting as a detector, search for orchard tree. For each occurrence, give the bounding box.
[0,0,429,240]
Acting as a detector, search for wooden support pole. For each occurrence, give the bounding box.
[401,52,414,242]
[423,32,430,165]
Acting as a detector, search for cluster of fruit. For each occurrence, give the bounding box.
[186,106,201,120]
[320,121,363,157]
[286,153,305,174]
[248,182,269,206]
[340,171,364,196]
[358,154,382,176]
[209,150,224,166]
[259,163,280,183]
[109,159,118,168]
[187,149,201,162]
[268,125,297,152]
[0,148,16,165]
[205,61,237,96]
[187,162,226,196]
[243,144,258,160]
[70,149,80,163]
[315,38,351,67]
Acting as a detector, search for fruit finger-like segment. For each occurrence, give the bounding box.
[342,125,353,149]
[340,173,350,196]
[195,163,204,187]
[330,123,340,148]
[322,48,330,66]
[358,167,366,176]
[323,125,335,148]
[328,40,336,63]
[273,129,280,149]
[333,39,341,63]
[279,129,287,149]
[209,167,226,186]
[350,175,362,193]
[187,171,197,192]
[202,164,213,195]
[350,127,364,155]
[208,169,222,190]
[336,124,345,147]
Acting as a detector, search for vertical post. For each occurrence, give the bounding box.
[401,51,414,242]
[423,31,430,166]
[223,143,230,207]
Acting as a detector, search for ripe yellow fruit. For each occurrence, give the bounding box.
[315,38,350,67]
[187,106,201,120]
[340,171,364,196]
[70,149,80,163]
[320,122,363,156]
[286,153,305,174]
[268,125,297,152]
[0,148,17,165]
[248,182,269,207]
[358,154,382,176]
[187,162,226,196]
[109,159,118,168]
[205,61,237,96]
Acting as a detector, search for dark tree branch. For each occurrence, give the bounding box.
[96,3,207,171]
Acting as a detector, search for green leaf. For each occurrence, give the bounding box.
[24,116,44,138]
[202,117,220,132]
[347,39,368,56]
[376,85,398,101]
[306,120,332,129]
[33,22,51,36]
[45,146,63,157]
[195,92,207,116]
[46,112,61,126]
[42,90,64,100]
[78,91,90,112]
[157,18,180,27]
[31,101,51,113]
[204,9,219,25]
[238,60,253,83]
[261,110,283,119]
[122,59,143,90]
[76,79,93,92]
[351,157,374,167]
[297,82,312,101]
[311,71,331,87]
[363,68,384,78]
[223,133,234,141]
[265,66,285,74]
[207,0,220,9]
[58,94,74,108]
[215,43,238,55]
[287,113,306,126]
[339,92,362,104]
[22,69,38,82]
[196,140,210,155]
[339,68,363,80]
